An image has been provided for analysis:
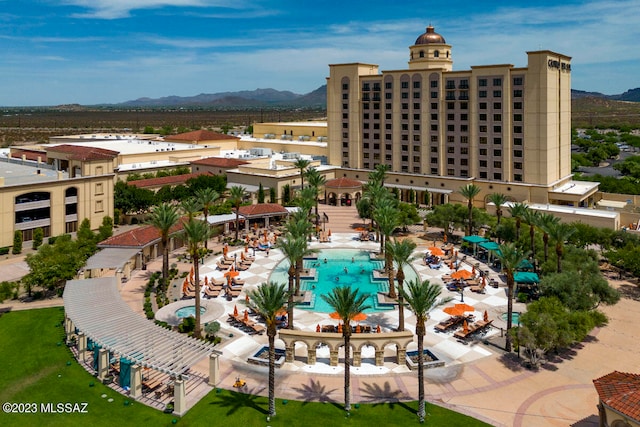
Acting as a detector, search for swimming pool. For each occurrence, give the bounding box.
[269,248,418,313]
[175,305,207,319]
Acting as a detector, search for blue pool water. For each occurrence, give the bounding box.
[175,306,207,319]
[501,312,521,325]
[269,249,418,313]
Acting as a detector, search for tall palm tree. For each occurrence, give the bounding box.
[276,234,306,329]
[196,187,220,249]
[147,203,180,290]
[458,184,481,236]
[522,209,540,263]
[536,213,560,262]
[182,217,211,339]
[495,243,528,352]
[386,237,417,331]
[508,202,528,241]
[305,167,326,229]
[321,286,371,414]
[293,158,311,190]
[548,222,575,273]
[401,279,452,423]
[487,193,508,227]
[248,282,288,419]
[374,202,399,299]
[227,185,246,241]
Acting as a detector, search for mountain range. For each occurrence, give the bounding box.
[116,85,640,108]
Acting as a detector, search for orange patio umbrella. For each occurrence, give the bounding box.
[472,265,476,275]
[351,312,367,322]
[243,310,249,322]
[233,305,238,316]
[443,303,474,317]
[328,229,332,237]
[428,246,445,256]
[316,324,321,333]
[276,307,287,317]
[223,245,228,256]
[483,310,489,322]
[451,269,473,280]
[376,325,381,333]
[245,294,250,302]
[224,270,240,280]
[240,252,245,261]
[356,324,361,333]
[463,320,469,334]
[204,276,209,288]
[337,323,343,333]
[443,233,447,243]
[245,245,248,253]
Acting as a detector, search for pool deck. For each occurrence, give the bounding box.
[3,204,638,426]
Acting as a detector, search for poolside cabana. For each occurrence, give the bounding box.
[478,241,500,264]
[63,277,220,415]
[462,235,489,256]
[237,203,290,231]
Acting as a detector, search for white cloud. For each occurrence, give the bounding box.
[62,0,240,19]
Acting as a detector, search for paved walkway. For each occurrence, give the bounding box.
[2,205,638,426]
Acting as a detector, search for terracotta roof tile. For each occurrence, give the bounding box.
[98,222,184,248]
[594,371,640,421]
[165,130,240,143]
[47,144,118,161]
[191,157,250,168]
[128,172,208,188]
[325,177,363,189]
[238,203,289,217]
[10,149,47,162]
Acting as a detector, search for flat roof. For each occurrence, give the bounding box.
[257,121,327,127]
[239,135,327,147]
[527,203,619,219]
[47,139,216,156]
[0,159,68,186]
[550,181,599,196]
[84,248,140,270]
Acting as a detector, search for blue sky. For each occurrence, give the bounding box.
[1,0,639,106]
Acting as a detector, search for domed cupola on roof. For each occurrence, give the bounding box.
[408,24,452,71]
[415,25,446,45]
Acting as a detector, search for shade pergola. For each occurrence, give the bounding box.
[64,277,217,377]
[462,235,489,256]
[478,241,501,262]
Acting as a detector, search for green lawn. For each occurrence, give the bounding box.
[0,307,489,426]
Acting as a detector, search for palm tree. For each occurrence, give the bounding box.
[293,158,311,190]
[182,217,211,339]
[495,243,528,352]
[487,193,508,227]
[386,237,417,331]
[248,282,288,419]
[227,185,246,241]
[458,184,481,236]
[147,203,180,289]
[522,209,540,263]
[276,234,306,329]
[305,167,326,229]
[548,222,575,273]
[536,213,560,262]
[374,202,399,299]
[508,202,528,241]
[401,279,452,423]
[180,197,202,221]
[196,187,220,249]
[321,286,371,414]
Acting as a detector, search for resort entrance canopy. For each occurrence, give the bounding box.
[64,277,217,377]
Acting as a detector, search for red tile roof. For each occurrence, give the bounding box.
[47,144,118,161]
[10,149,47,162]
[594,371,640,421]
[165,130,240,143]
[98,222,184,248]
[128,172,208,189]
[325,177,363,189]
[238,203,289,217]
[191,157,250,168]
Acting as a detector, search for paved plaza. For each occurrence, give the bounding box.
[2,204,638,426]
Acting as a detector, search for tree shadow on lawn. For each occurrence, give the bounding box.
[208,389,268,416]
[358,381,415,414]
[291,378,337,405]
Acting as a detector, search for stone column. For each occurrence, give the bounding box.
[285,344,295,363]
[352,350,362,367]
[329,349,339,366]
[64,317,74,341]
[307,348,316,365]
[130,365,142,399]
[174,379,186,415]
[396,346,407,365]
[375,350,385,366]
[97,348,109,381]
[208,353,219,386]
[77,333,87,362]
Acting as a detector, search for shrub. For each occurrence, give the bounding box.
[0,281,18,302]
[12,230,22,255]
[178,316,196,334]
[32,228,44,250]
[0,247,10,256]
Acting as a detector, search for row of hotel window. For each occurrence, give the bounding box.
[357,113,522,121]
[360,90,522,101]
[354,124,523,133]
[356,162,523,182]
[345,134,524,145]
[356,77,523,91]
[357,144,524,156]
[344,102,524,111]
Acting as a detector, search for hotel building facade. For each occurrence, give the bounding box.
[326,25,597,207]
